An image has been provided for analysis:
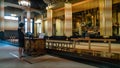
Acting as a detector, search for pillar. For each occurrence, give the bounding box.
[33,17,37,37]
[99,0,112,36]
[118,13,120,35]
[41,15,44,33]
[64,2,72,37]
[26,7,31,32]
[21,14,24,23]
[0,0,4,31]
[47,7,53,36]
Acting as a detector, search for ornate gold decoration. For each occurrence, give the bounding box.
[43,0,66,5]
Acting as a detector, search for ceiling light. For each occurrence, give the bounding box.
[46,4,54,9]
[11,14,17,17]
[18,0,31,7]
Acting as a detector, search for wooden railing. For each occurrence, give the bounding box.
[46,39,120,60]
[46,40,75,52]
[71,38,116,53]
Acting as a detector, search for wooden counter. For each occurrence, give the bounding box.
[24,38,46,56]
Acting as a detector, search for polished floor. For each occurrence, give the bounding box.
[0,40,99,68]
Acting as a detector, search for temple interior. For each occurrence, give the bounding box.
[0,0,120,68]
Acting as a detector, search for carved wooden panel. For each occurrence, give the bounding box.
[24,38,46,56]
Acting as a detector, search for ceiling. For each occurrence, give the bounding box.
[45,0,85,10]
[4,0,84,18]
[4,0,47,18]
[5,0,47,10]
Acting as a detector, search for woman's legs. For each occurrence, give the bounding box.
[19,47,24,59]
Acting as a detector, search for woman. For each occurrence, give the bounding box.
[18,23,25,59]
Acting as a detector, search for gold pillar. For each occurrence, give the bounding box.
[26,7,31,32]
[118,13,120,35]
[99,0,112,36]
[47,7,53,36]
[34,17,37,37]
[0,0,4,31]
[41,15,44,33]
[64,2,72,37]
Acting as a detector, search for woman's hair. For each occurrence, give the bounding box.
[19,23,24,27]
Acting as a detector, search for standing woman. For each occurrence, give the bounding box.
[18,23,25,59]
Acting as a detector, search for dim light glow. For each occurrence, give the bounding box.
[4,16,18,20]
[35,19,42,23]
[11,14,17,17]
[25,18,33,33]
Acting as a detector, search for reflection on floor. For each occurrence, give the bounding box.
[0,41,98,68]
